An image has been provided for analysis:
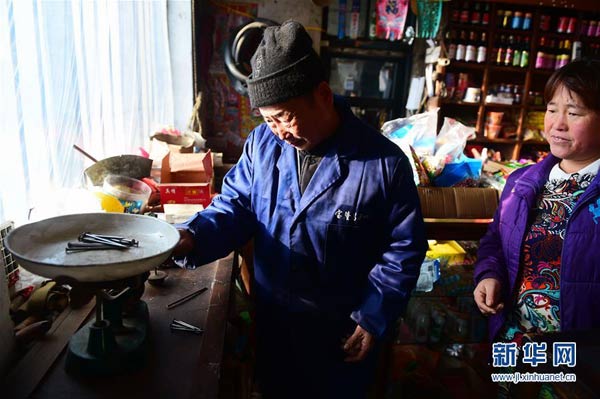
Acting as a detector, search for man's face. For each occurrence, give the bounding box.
[258,89,330,151]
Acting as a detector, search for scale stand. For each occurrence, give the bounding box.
[4,213,181,376]
[65,273,150,375]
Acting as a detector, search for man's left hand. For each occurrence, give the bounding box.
[342,325,374,362]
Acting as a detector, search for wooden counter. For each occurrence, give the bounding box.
[424,217,493,241]
[4,254,234,399]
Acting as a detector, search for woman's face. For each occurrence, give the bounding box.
[544,85,600,173]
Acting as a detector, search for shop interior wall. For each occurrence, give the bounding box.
[192,0,322,163]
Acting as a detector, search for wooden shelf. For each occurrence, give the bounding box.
[495,27,534,36]
[579,35,600,43]
[424,218,493,241]
[323,35,410,53]
[447,22,490,32]
[483,102,520,108]
[531,68,554,75]
[488,64,528,73]
[448,60,486,70]
[539,31,577,40]
[469,137,518,145]
[437,1,595,160]
[441,99,481,106]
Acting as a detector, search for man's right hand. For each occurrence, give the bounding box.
[473,278,504,315]
[171,228,195,257]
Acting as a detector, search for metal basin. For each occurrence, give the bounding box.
[84,155,153,187]
[5,213,179,282]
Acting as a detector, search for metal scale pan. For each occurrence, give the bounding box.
[5,212,179,282]
[5,213,181,375]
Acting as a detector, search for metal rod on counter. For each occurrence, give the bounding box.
[166,287,208,309]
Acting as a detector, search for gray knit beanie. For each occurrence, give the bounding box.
[247,20,326,108]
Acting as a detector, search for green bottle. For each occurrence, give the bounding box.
[520,37,530,68]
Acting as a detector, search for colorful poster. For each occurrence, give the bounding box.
[204,2,262,162]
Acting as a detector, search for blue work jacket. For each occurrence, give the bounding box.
[178,98,427,338]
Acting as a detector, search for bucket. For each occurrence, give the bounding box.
[102,175,151,214]
[485,123,503,139]
[486,111,504,125]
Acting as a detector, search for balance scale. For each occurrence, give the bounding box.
[5,213,180,375]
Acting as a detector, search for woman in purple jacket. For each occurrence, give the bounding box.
[473,59,600,397]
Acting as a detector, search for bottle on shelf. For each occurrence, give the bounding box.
[481,3,490,25]
[512,11,523,30]
[572,41,582,61]
[587,20,597,37]
[477,31,487,63]
[446,30,457,60]
[496,9,503,28]
[567,16,577,34]
[520,37,530,68]
[368,2,377,40]
[502,10,512,29]
[539,14,550,32]
[581,20,589,36]
[555,40,571,70]
[459,1,470,24]
[557,16,568,33]
[465,31,477,62]
[495,34,506,65]
[535,50,546,69]
[456,30,467,62]
[512,36,522,67]
[470,2,481,25]
[450,6,460,24]
[504,35,514,66]
[522,12,532,30]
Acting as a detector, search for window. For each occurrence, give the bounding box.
[0,0,191,225]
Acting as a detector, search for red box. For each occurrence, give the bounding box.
[158,182,211,208]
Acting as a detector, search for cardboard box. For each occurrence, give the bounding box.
[417,187,498,219]
[161,150,213,184]
[158,182,211,208]
[163,203,204,224]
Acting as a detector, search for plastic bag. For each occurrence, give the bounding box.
[435,117,476,163]
[382,108,438,157]
[433,156,483,187]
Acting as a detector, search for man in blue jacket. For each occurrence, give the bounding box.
[173,20,426,398]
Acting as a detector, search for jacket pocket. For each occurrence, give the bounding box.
[561,231,600,283]
[324,223,372,282]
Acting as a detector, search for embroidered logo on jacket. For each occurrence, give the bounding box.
[334,207,369,224]
[589,198,600,224]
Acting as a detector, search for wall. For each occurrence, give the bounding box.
[196,1,323,162]
[216,0,323,60]
[257,0,323,51]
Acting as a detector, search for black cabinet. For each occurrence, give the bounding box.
[320,37,413,129]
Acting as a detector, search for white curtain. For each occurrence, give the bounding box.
[0,0,175,225]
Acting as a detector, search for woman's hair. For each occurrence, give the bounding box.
[544,59,600,111]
